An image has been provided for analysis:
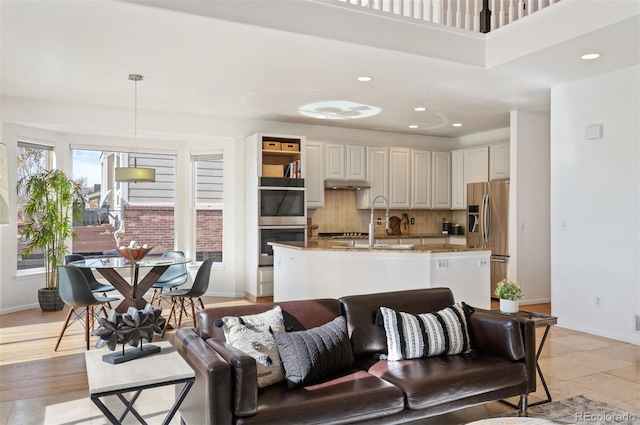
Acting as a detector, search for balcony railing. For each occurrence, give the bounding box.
[337,0,560,33]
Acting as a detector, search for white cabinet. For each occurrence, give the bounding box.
[410,149,432,209]
[389,148,411,208]
[356,146,389,209]
[431,151,451,209]
[489,142,510,181]
[451,149,465,210]
[325,143,366,181]
[306,141,324,208]
[464,146,489,184]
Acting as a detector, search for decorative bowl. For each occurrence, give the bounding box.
[117,246,153,261]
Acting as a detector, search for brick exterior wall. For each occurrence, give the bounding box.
[119,206,222,260]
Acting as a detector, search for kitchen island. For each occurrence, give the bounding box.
[270,241,491,308]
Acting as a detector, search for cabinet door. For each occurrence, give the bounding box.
[410,149,432,209]
[357,146,389,209]
[451,149,465,209]
[489,142,510,181]
[464,146,489,183]
[389,148,411,208]
[306,141,324,208]
[346,145,366,181]
[325,143,345,180]
[432,151,451,209]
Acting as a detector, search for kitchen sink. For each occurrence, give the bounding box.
[332,243,415,250]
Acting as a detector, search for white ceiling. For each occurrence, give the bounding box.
[1,0,638,139]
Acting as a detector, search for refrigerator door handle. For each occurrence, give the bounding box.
[482,194,489,244]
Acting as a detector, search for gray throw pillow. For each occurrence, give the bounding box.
[275,316,354,389]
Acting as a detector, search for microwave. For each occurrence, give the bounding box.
[259,226,307,266]
[258,186,306,226]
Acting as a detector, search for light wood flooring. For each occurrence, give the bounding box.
[1,298,638,425]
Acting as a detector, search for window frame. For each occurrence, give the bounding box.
[192,152,224,265]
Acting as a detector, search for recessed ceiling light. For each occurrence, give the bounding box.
[408,125,419,129]
[581,53,601,60]
[414,107,427,112]
[452,123,463,127]
[356,76,373,82]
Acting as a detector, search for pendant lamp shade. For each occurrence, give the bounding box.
[115,74,156,183]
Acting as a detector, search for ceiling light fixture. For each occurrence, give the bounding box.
[452,123,463,127]
[356,76,373,82]
[414,107,427,112]
[115,74,156,183]
[409,125,419,129]
[581,53,601,60]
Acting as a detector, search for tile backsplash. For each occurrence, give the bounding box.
[308,190,467,237]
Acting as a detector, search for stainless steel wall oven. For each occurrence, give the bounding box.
[259,226,306,266]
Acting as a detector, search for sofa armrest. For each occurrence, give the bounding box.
[207,338,258,417]
[468,311,537,393]
[174,328,233,425]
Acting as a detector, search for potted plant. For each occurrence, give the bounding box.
[17,169,85,311]
[494,280,523,313]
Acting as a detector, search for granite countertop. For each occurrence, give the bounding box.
[270,240,487,254]
[312,233,463,240]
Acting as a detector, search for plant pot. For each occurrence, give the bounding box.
[38,288,65,312]
[499,299,519,314]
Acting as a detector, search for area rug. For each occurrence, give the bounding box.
[497,395,638,424]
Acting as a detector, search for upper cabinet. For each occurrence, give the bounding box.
[356,146,389,209]
[325,143,366,181]
[410,149,432,209]
[464,146,489,184]
[431,151,451,209]
[306,141,324,209]
[489,142,510,181]
[389,148,411,208]
[257,134,306,180]
[451,150,465,210]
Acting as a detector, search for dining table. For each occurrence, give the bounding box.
[68,255,191,313]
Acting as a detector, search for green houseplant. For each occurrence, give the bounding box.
[494,280,523,313]
[17,169,85,311]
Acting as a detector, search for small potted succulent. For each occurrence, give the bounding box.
[494,280,523,313]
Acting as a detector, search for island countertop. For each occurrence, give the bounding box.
[269,240,488,254]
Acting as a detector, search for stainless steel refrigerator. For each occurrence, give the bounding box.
[466,181,509,297]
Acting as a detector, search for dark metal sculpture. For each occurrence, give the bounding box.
[93,303,165,364]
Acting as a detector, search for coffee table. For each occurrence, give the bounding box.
[85,340,194,425]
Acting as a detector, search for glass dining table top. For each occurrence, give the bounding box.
[69,255,190,269]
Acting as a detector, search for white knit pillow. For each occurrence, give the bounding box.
[378,303,471,361]
[220,306,286,388]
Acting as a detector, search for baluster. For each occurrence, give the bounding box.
[508,0,514,24]
[473,0,480,32]
[446,0,453,26]
[465,0,471,30]
[425,0,433,22]
[455,0,461,28]
[490,0,496,31]
[498,0,504,28]
[433,0,442,24]
[416,0,424,20]
[397,0,403,16]
[517,0,524,19]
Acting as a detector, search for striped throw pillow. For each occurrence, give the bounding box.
[378,303,471,361]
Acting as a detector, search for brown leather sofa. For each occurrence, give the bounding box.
[174,288,536,424]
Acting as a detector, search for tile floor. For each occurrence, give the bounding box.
[1,310,638,424]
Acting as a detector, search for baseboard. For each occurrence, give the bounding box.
[520,297,551,305]
[204,290,246,298]
[244,292,273,303]
[0,303,40,315]
[558,320,640,345]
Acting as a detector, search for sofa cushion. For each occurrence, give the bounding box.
[275,316,354,389]
[218,305,285,388]
[236,369,405,425]
[378,303,471,361]
[365,354,527,410]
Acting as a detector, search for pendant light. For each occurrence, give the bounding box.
[115,74,156,183]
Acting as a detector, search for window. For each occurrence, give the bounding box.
[71,149,176,257]
[193,154,223,262]
[17,141,53,270]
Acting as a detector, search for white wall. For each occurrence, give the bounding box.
[551,65,640,344]
[510,110,551,304]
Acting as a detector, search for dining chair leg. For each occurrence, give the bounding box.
[162,298,177,337]
[177,298,185,329]
[85,306,90,351]
[197,297,205,310]
[190,298,196,325]
[54,308,74,351]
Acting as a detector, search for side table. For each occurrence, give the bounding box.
[495,309,558,409]
[85,340,195,425]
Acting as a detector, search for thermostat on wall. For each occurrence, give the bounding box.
[585,124,603,140]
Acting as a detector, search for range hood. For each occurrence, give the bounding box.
[324,179,371,190]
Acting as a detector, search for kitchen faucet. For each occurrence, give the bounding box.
[369,194,390,247]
